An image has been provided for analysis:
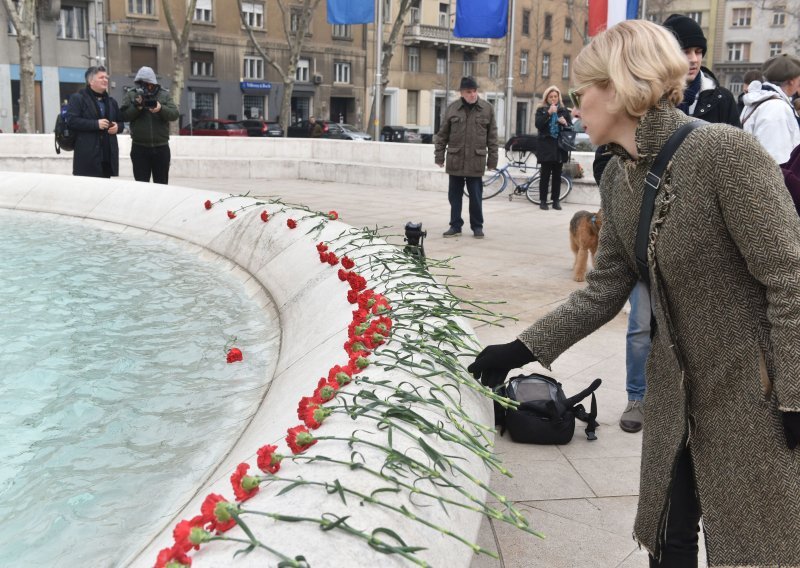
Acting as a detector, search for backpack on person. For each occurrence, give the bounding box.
[54,110,76,154]
[494,373,601,444]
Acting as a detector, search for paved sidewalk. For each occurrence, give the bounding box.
[165,176,703,568]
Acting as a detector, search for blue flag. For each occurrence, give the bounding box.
[454,0,508,38]
[327,0,374,24]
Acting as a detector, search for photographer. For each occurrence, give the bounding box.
[120,66,179,184]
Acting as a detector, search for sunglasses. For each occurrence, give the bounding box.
[569,89,584,109]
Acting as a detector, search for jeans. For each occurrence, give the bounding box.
[448,175,483,231]
[626,280,651,402]
[649,447,701,567]
[539,161,564,203]
[131,143,171,184]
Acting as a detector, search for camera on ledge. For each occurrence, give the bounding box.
[133,85,160,109]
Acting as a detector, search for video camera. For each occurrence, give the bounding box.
[133,82,161,109]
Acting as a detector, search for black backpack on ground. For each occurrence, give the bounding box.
[494,374,601,444]
[54,110,76,154]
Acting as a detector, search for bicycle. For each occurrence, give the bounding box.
[478,161,573,204]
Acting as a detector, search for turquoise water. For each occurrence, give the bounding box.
[0,211,280,566]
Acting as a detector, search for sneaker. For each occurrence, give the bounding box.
[619,400,644,433]
[552,201,562,210]
[540,202,549,210]
[473,229,485,239]
[442,228,462,238]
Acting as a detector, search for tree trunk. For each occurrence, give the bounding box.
[17,32,35,133]
[170,51,187,135]
[280,78,295,134]
[162,0,196,134]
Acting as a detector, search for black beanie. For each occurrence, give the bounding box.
[459,76,478,90]
[662,14,707,55]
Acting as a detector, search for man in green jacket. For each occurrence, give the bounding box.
[120,66,179,184]
[434,76,498,239]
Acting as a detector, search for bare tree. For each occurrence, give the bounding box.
[161,0,197,134]
[366,0,413,129]
[2,0,37,133]
[643,0,676,24]
[237,0,322,135]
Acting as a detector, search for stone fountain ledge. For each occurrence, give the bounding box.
[0,172,518,567]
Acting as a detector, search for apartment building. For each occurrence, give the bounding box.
[645,0,724,65]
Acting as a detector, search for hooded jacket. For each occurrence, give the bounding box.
[741,80,800,164]
[120,87,179,148]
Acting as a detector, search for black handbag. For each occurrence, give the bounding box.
[557,127,577,152]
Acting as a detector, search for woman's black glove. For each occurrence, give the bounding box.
[783,412,800,449]
[467,339,536,388]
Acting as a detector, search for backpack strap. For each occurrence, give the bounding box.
[741,95,780,126]
[635,121,708,286]
[573,393,599,441]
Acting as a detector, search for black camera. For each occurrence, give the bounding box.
[404,221,427,263]
[133,84,159,108]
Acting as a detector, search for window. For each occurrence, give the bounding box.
[58,5,88,39]
[408,47,419,72]
[732,8,751,27]
[243,55,264,80]
[332,24,351,38]
[463,52,474,76]
[334,61,351,83]
[770,41,783,56]
[489,55,499,79]
[407,90,419,124]
[241,2,264,29]
[191,50,214,77]
[383,0,392,23]
[194,0,212,22]
[773,8,786,26]
[562,56,570,80]
[439,3,448,28]
[686,11,702,25]
[243,95,265,119]
[564,17,572,42]
[542,53,550,78]
[522,10,530,35]
[520,51,529,75]
[291,8,301,32]
[729,81,743,95]
[544,13,552,39]
[296,58,310,82]
[727,42,750,62]
[409,0,420,24]
[436,50,447,74]
[130,45,157,73]
[191,92,216,119]
[128,0,155,16]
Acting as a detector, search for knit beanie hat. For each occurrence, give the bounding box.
[459,76,478,90]
[662,14,707,55]
[134,66,158,85]
[762,53,800,83]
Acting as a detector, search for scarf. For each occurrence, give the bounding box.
[678,72,702,114]
[549,111,559,138]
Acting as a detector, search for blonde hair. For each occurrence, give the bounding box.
[573,20,688,117]
[540,85,563,108]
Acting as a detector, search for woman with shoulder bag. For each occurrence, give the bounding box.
[534,85,572,210]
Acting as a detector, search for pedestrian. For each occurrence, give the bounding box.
[120,66,179,185]
[611,13,743,434]
[736,70,763,115]
[534,85,572,210]
[434,76,499,239]
[308,116,323,138]
[469,20,800,567]
[65,66,121,178]
[741,53,800,165]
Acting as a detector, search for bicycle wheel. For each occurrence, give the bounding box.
[526,174,573,205]
[463,170,507,199]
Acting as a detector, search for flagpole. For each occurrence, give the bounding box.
[374,0,384,141]
[504,0,516,140]
[445,0,451,109]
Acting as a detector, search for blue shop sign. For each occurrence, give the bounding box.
[240,81,271,92]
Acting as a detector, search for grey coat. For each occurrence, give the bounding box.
[519,102,800,566]
[434,97,498,177]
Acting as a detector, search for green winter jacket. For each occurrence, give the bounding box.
[120,88,179,147]
[434,97,498,177]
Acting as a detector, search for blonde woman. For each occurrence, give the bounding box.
[470,20,800,567]
[534,85,572,210]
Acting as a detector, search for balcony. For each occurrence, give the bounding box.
[403,24,491,50]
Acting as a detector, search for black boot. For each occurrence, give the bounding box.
[540,202,549,210]
[552,201,562,210]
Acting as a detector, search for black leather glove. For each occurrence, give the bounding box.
[467,339,536,388]
[783,412,800,450]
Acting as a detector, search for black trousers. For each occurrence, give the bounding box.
[447,175,483,231]
[131,143,171,184]
[539,161,563,204]
[649,447,701,568]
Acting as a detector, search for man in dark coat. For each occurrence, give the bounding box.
[434,76,499,239]
[65,66,122,178]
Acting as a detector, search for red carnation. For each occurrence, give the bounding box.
[297,395,318,420]
[341,256,355,270]
[337,269,349,282]
[173,515,206,553]
[301,403,330,429]
[230,462,260,502]
[316,242,328,253]
[349,354,370,370]
[287,218,297,229]
[345,337,370,356]
[347,272,367,292]
[328,364,354,388]
[286,425,317,454]
[260,210,269,222]
[327,252,339,266]
[155,544,192,568]
[226,347,243,363]
[351,308,370,325]
[200,493,237,533]
[357,289,376,310]
[328,210,339,220]
[256,444,283,474]
[204,200,212,210]
[227,210,236,220]
[312,377,338,403]
[319,252,329,263]
[347,289,359,304]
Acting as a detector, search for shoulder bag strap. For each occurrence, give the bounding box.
[741,95,780,126]
[635,120,708,286]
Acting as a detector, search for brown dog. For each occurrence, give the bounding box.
[569,209,603,282]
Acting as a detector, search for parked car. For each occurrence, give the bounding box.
[179,119,248,137]
[381,126,421,143]
[570,119,597,152]
[326,123,372,141]
[241,119,284,137]
[287,119,330,138]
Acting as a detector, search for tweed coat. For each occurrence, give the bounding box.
[519,101,800,566]
[434,97,499,177]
